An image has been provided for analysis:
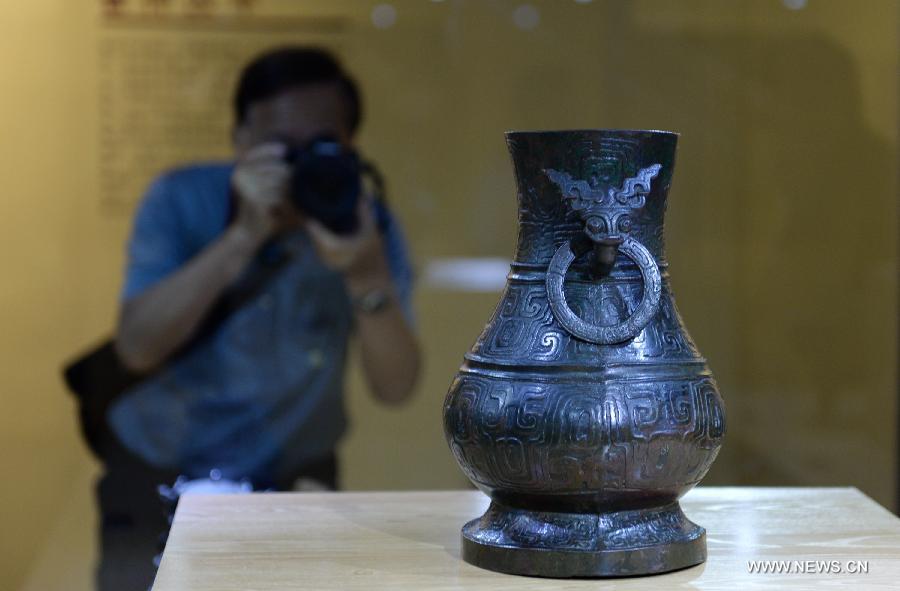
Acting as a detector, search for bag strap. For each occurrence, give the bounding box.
[183,189,290,345]
[192,242,290,343]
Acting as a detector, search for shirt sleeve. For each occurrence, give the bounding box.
[376,201,416,325]
[121,173,190,301]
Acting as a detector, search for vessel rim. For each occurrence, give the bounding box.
[505,128,679,136]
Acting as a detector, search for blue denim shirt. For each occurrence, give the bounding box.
[108,163,413,484]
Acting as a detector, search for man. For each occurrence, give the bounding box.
[99,47,420,590]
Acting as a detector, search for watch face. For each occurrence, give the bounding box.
[357,288,390,314]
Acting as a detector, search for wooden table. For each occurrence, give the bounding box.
[153,487,900,590]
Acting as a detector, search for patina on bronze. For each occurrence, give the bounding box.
[443,129,726,578]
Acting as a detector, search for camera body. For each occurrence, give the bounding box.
[284,135,362,234]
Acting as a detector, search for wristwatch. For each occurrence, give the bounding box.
[354,287,391,314]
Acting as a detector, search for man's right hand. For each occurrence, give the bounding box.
[116,143,298,372]
[230,142,301,243]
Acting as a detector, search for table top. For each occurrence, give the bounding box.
[153,487,900,590]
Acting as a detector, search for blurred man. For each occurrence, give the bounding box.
[99,47,420,591]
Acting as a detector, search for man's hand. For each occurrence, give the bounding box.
[231,142,302,244]
[116,142,299,372]
[305,197,390,288]
[306,197,421,405]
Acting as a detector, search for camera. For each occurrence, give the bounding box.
[284,135,362,235]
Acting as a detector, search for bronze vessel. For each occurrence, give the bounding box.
[443,129,726,577]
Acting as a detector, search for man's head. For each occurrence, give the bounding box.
[232,47,361,156]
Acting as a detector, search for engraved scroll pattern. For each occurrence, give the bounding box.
[470,282,700,362]
[444,375,725,493]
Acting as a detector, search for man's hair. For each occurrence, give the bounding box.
[233,47,362,135]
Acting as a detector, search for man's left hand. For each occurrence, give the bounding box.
[305,197,391,287]
[307,196,420,405]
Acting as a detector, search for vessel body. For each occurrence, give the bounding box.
[443,130,726,577]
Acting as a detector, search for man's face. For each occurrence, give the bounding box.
[233,82,353,157]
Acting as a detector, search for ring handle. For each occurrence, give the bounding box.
[545,236,662,344]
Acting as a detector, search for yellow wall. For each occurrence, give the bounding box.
[1,1,896,589]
